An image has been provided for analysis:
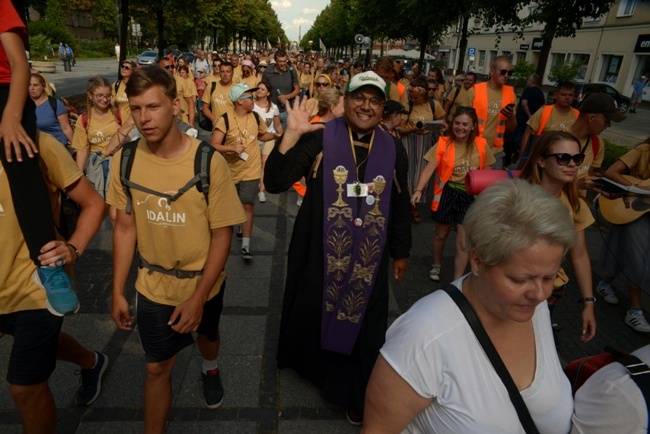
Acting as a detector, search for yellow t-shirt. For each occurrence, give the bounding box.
[240,74,259,89]
[424,139,496,184]
[202,81,234,121]
[175,76,195,124]
[0,132,83,314]
[299,72,313,89]
[619,143,650,181]
[576,134,605,180]
[402,100,445,129]
[447,86,475,118]
[106,137,247,306]
[216,112,267,183]
[389,82,409,109]
[232,65,243,83]
[112,81,131,119]
[481,86,505,149]
[71,110,120,153]
[555,192,594,287]
[527,106,577,133]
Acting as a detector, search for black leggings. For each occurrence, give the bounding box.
[0,84,56,265]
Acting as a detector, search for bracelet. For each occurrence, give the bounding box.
[66,243,80,262]
[577,297,597,303]
[415,189,422,193]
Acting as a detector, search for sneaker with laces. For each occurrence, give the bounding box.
[202,368,224,409]
[75,352,109,406]
[346,409,363,426]
[241,247,253,260]
[34,258,79,316]
[625,310,650,333]
[596,280,619,304]
[258,191,267,203]
[429,264,441,282]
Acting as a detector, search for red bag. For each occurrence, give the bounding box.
[464,169,522,195]
[564,347,628,395]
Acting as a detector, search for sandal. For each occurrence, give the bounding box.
[429,264,441,282]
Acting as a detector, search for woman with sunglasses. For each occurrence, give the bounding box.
[112,60,136,119]
[596,136,650,332]
[520,131,597,342]
[72,77,133,209]
[307,74,333,118]
[399,77,446,222]
[411,108,494,282]
[299,62,313,98]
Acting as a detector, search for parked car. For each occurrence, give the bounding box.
[546,83,630,113]
[137,50,159,66]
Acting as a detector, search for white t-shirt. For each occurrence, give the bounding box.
[571,345,650,434]
[253,102,280,134]
[380,275,574,434]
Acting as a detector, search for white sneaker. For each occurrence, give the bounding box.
[296,198,303,206]
[429,265,441,282]
[258,192,267,203]
[596,280,619,304]
[625,310,650,333]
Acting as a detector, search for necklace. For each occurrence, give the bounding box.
[232,112,253,143]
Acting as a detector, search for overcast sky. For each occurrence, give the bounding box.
[271,0,326,42]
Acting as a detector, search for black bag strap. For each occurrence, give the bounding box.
[617,354,650,421]
[442,286,540,434]
[48,95,58,114]
[194,140,215,203]
[120,139,140,213]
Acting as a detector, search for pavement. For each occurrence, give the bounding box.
[0,58,648,432]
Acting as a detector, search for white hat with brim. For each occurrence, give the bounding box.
[346,71,386,99]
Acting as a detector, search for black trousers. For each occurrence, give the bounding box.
[0,84,56,265]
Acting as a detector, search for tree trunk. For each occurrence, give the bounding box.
[535,30,554,80]
[456,14,470,75]
[419,25,429,71]
[119,0,129,63]
[156,9,165,56]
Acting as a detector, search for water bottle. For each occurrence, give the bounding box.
[276,89,285,110]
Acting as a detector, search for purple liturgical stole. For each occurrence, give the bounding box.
[321,117,396,355]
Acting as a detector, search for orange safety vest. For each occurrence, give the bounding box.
[473,82,515,148]
[396,82,406,99]
[431,136,487,212]
[536,105,580,135]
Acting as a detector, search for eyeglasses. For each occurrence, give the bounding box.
[93,93,112,100]
[499,69,512,76]
[456,106,476,114]
[544,153,586,166]
[349,93,384,110]
[120,64,131,70]
[315,82,329,88]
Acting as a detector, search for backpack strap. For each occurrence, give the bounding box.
[80,112,88,131]
[48,95,58,114]
[119,139,140,214]
[194,141,215,204]
[252,110,261,127]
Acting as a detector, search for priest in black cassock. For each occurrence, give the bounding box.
[264,71,412,425]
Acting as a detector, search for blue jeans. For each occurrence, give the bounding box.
[280,111,288,132]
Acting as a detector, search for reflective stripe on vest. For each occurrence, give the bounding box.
[536,105,580,136]
[431,136,487,212]
[473,82,515,148]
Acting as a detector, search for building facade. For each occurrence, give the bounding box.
[438,0,650,96]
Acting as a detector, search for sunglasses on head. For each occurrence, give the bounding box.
[544,153,586,166]
[499,69,512,76]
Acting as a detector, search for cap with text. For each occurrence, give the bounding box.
[346,71,387,99]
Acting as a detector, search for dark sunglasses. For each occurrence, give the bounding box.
[499,69,512,76]
[456,106,476,114]
[544,153,586,166]
[163,65,174,70]
[427,87,437,92]
[315,82,329,87]
[120,64,131,70]
[258,65,267,69]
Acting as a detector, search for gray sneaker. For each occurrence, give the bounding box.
[596,280,619,304]
[625,310,650,333]
[202,368,224,409]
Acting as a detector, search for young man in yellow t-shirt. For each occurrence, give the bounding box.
[107,67,247,433]
[1,132,105,432]
[201,62,236,129]
[211,83,280,260]
[158,57,195,126]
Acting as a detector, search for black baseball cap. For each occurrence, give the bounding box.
[580,94,626,122]
[383,100,409,116]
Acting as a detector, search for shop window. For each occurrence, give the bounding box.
[599,55,624,83]
[572,53,590,81]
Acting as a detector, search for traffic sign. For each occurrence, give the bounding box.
[467,47,476,57]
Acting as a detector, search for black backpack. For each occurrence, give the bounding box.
[119,139,216,213]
